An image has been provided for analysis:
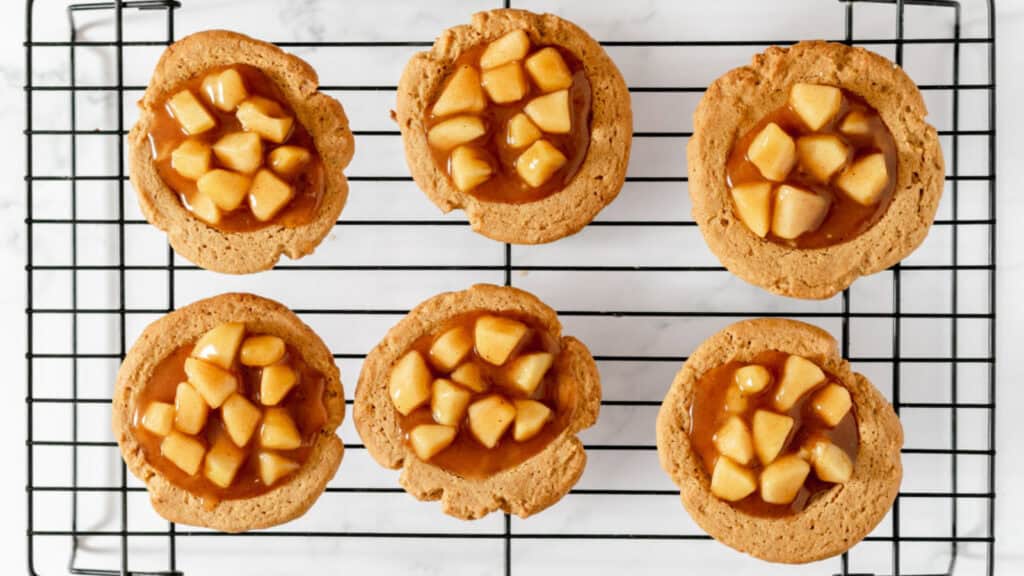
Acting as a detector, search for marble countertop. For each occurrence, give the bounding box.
[2,0,1022,574]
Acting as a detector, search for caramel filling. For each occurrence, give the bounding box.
[132,324,328,507]
[148,64,325,232]
[727,84,898,248]
[690,351,858,517]
[390,312,572,479]
[425,29,592,204]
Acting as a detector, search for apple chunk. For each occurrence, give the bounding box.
[259,451,299,486]
[432,65,486,117]
[409,424,458,461]
[213,131,263,174]
[192,322,245,370]
[204,435,245,488]
[268,145,312,178]
[184,357,238,409]
[836,153,888,206]
[771,184,830,240]
[451,362,489,393]
[161,431,206,476]
[724,383,748,414]
[474,315,528,366]
[174,382,208,435]
[237,96,294,144]
[428,326,474,372]
[505,352,554,395]
[734,364,772,396]
[170,139,212,181]
[480,29,531,69]
[239,335,286,367]
[789,83,842,131]
[201,68,248,112]
[760,454,811,504]
[197,169,252,212]
[260,407,302,450]
[806,439,854,483]
[188,192,222,225]
[710,456,757,502]
[428,115,487,152]
[773,354,826,411]
[506,113,542,149]
[524,47,573,93]
[839,110,871,136]
[449,145,494,192]
[431,378,472,427]
[167,90,216,135]
[730,181,772,238]
[260,364,298,406]
[468,395,516,448]
[752,409,794,465]
[516,139,567,188]
[714,415,754,465]
[810,383,853,427]
[796,134,849,183]
[524,90,571,134]
[482,62,528,104]
[248,168,295,222]
[222,393,262,447]
[513,399,552,442]
[141,401,175,436]
[748,122,796,182]
[388,350,432,415]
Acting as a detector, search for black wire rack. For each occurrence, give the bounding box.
[24,0,996,574]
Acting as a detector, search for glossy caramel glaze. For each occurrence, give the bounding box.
[690,350,859,517]
[148,64,324,232]
[399,311,570,479]
[727,89,898,248]
[132,343,328,508]
[426,44,592,204]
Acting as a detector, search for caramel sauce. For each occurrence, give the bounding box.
[398,312,571,479]
[727,90,898,248]
[147,64,325,232]
[690,351,859,517]
[425,45,593,204]
[131,343,328,507]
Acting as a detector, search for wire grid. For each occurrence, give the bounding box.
[24,0,996,574]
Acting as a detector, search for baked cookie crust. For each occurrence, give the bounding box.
[354,284,601,519]
[656,318,903,563]
[395,9,632,244]
[112,293,345,533]
[128,30,355,274]
[688,41,944,299]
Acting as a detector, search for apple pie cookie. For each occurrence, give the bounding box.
[656,318,902,563]
[354,284,601,519]
[396,9,632,244]
[113,293,344,532]
[688,41,944,299]
[128,30,354,274]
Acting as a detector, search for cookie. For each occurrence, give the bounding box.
[688,41,944,299]
[656,318,902,563]
[128,30,355,274]
[396,9,632,244]
[112,293,345,532]
[354,284,601,519]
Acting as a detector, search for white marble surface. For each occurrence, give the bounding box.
[2,0,1023,574]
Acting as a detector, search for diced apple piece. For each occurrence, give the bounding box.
[184,357,238,409]
[760,454,811,504]
[192,322,245,370]
[773,354,826,411]
[513,399,552,442]
[409,424,457,461]
[167,90,216,135]
[140,401,175,436]
[467,395,516,448]
[389,350,432,415]
[188,192,222,225]
[480,30,531,69]
[213,131,263,174]
[748,122,796,182]
[161,431,206,476]
[710,456,758,502]
[523,90,571,134]
[735,364,772,396]
[810,383,853,427]
[524,47,573,93]
[259,451,299,486]
[482,62,528,104]
[449,145,494,192]
[474,315,528,366]
[237,96,294,144]
[432,65,486,116]
[724,383,748,414]
[248,168,295,222]
[222,393,262,447]
[797,134,849,182]
[771,184,830,240]
[260,407,302,450]
[451,362,489,393]
[431,378,472,426]
[516,139,567,188]
[268,145,312,178]
[714,415,754,464]
[752,409,794,465]
[427,326,473,372]
[506,113,542,149]
[806,439,854,483]
[174,382,208,435]
[170,139,212,181]
[204,436,245,488]
[239,335,286,367]
[505,352,554,395]
[836,153,888,206]
[730,181,772,238]
[201,68,248,112]
[261,364,298,406]
[839,110,872,136]
[789,83,842,131]
[197,169,252,212]
[427,115,487,151]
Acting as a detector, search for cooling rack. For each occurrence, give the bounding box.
[24,0,996,574]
